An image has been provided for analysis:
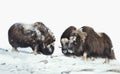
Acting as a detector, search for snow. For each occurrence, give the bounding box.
[0,0,120,74]
[0,48,120,74]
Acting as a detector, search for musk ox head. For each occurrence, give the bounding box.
[67,29,87,56]
[8,22,55,55]
[60,26,76,55]
[32,22,55,55]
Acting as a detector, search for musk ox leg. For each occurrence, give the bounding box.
[103,57,109,64]
[82,52,88,61]
[33,45,39,55]
[11,47,18,52]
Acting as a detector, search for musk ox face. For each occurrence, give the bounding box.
[8,22,55,55]
[34,22,55,55]
[67,29,86,56]
[38,42,55,55]
[68,31,81,53]
[60,26,77,56]
[61,38,73,55]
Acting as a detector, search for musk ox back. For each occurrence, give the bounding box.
[81,26,115,63]
[8,22,55,55]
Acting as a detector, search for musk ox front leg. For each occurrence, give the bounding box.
[32,44,39,55]
[103,57,109,64]
[82,52,88,61]
[11,47,18,52]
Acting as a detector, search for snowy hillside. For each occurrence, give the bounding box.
[0,48,120,74]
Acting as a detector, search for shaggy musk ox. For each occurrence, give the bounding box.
[8,22,55,55]
[81,26,115,63]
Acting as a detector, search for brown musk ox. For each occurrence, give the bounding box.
[81,26,115,63]
[8,22,55,55]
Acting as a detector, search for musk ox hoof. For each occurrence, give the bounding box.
[82,52,88,61]
[11,47,18,52]
[33,50,39,55]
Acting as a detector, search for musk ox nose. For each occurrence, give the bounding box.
[67,49,74,54]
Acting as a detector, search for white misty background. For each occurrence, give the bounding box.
[0,0,120,74]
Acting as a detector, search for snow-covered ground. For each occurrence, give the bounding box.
[0,0,120,74]
[0,48,120,74]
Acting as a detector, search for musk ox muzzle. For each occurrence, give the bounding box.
[8,22,55,55]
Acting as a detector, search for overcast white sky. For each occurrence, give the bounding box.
[0,0,120,59]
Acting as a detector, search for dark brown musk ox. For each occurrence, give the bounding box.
[8,22,55,55]
[60,26,76,56]
[81,26,115,63]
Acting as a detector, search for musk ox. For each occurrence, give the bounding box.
[60,26,76,55]
[8,22,55,55]
[81,26,115,63]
